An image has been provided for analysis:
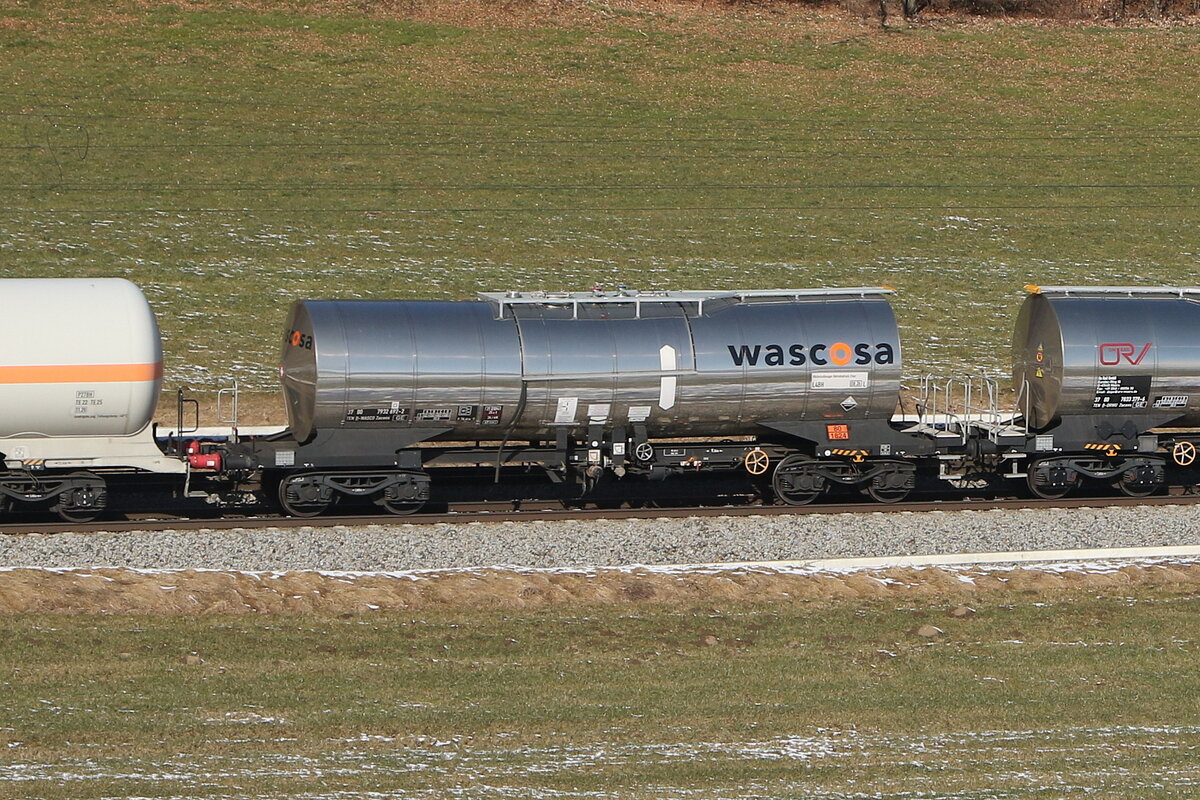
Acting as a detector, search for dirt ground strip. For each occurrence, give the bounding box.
[2,560,1199,614]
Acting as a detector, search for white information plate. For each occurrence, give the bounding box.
[587,403,611,421]
[554,397,578,424]
[810,371,870,391]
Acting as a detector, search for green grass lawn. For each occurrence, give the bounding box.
[2,1,1198,408]
[3,589,1200,797]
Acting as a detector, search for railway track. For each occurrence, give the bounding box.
[4,492,1200,536]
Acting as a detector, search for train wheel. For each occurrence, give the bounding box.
[864,482,910,504]
[377,496,426,516]
[1113,466,1162,498]
[1026,461,1077,500]
[277,474,333,518]
[56,504,102,523]
[772,454,824,506]
[1114,477,1158,498]
[380,500,425,515]
[53,473,107,523]
[862,462,914,504]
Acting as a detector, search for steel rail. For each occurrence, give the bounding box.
[3,493,1200,536]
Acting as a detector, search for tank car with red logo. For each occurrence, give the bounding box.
[1009,285,1200,498]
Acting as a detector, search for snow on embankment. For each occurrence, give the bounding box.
[1,559,1199,615]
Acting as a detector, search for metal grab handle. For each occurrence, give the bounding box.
[176,388,199,435]
[217,380,239,426]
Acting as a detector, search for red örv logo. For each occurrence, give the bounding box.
[1099,342,1151,366]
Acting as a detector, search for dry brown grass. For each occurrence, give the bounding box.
[2,561,1198,615]
[118,0,1200,30]
[154,390,286,429]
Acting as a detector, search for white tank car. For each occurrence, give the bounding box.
[0,279,184,517]
[0,278,162,437]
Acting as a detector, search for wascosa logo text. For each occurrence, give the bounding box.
[286,330,314,350]
[1099,342,1151,366]
[727,342,895,367]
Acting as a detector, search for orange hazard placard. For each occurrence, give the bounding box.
[826,424,850,441]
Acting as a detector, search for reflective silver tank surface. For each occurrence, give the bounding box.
[280,289,901,442]
[1013,286,1200,430]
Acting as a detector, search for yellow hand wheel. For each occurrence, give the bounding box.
[1172,440,1197,466]
[744,448,770,475]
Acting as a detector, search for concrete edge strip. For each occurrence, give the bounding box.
[685,544,1200,573]
[5,546,1200,580]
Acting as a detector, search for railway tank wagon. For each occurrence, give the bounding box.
[0,278,186,520]
[1011,285,1200,498]
[225,288,932,514]
[12,280,1200,521]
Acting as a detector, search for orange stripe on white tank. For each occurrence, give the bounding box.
[0,362,164,384]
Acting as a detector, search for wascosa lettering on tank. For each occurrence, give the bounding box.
[286,330,314,350]
[726,342,895,367]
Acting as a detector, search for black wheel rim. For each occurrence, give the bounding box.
[379,497,425,515]
[55,504,102,523]
[772,455,823,506]
[1115,474,1159,498]
[1027,467,1074,500]
[865,484,910,504]
[54,474,106,522]
[277,477,330,518]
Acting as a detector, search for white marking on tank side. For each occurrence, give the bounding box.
[658,377,677,410]
[554,397,578,424]
[587,403,611,422]
[659,345,677,410]
[811,371,870,391]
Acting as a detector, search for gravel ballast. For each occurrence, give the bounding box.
[2,505,1199,571]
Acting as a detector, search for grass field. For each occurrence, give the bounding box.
[3,1,1200,417]
[5,9,1200,794]
[3,586,1200,797]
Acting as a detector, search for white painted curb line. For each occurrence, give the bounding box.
[688,544,1200,572]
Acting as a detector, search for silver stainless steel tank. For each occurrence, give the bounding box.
[280,289,902,442]
[1013,286,1200,430]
